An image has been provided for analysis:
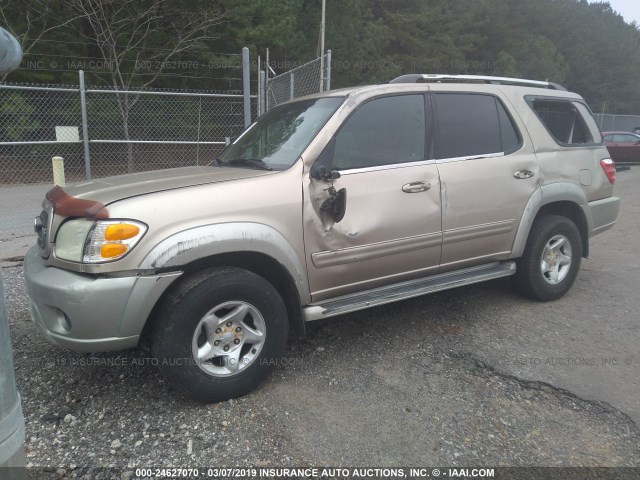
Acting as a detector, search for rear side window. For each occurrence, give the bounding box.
[433,93,521,159]
[529,99,602,145]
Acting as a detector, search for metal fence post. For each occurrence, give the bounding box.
[257,55,261,117]
[326,50,332,91]
[265,48,270,110]
[196,97,202,165]
[242,47,251,128]
[78,70,92,181]
[258,70,267,116]
[290,73,295,101]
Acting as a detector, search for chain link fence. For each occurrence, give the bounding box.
[84,87,249,178]
[595,114,640,133]
[0,75,256,239]
[0,84,83,185]
[265,52,331,110]
[0,48,328,243]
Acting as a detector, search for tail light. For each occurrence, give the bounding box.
[600,158,615,184]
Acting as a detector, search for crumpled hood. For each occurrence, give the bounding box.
[62,166,274,205]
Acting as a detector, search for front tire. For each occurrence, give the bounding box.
[152,267,288,403]
[514,215,582,301]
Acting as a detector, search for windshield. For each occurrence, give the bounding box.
[217,97,345,170]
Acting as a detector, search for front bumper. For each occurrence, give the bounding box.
[23,247,182,352]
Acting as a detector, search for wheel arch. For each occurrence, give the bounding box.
[138,223,310,345]
[141,250,307,346]
[510,184,592,259]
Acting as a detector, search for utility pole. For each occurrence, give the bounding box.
[319,0,326,92]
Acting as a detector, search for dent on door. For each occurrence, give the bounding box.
[303,165,442,301]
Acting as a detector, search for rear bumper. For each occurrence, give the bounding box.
[587,196,620,237]
[23,247,182,352]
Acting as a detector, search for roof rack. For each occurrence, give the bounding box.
[389,74,566,91]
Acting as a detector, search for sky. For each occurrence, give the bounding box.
[602,0,640,25]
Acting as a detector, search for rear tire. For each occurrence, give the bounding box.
[514,215,582,301]
[152,267,288,403]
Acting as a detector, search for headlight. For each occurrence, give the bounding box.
[54,219,147,263]
[83,220,147,263]
[55,219,95,262]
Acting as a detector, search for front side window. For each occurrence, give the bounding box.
[331,94,426,170]
[218,97,344,170]
[433,93,521,159]
[529,98,601,146]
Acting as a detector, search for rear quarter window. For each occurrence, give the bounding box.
[527,97,602,146]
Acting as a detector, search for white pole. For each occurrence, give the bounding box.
[319,0,326,92]
[52,156,66,187]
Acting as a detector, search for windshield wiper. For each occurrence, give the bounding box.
[225,158,273,171]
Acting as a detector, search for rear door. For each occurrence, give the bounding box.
[432,92,537,271]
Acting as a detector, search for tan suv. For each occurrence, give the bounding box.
[24,75,620,402]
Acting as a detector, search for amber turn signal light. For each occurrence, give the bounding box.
[104,223,140,241]
[100,243,128,258]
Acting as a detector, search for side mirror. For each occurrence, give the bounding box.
[312,138,346,222]
[320,187,347,223]
[332,188,347,223]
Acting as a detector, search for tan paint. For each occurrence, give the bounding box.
[37,81,617,304]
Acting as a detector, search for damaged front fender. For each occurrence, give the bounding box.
[139,222,311,305]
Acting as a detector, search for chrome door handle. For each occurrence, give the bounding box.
[402,181,431,193]
[514,169,535,179]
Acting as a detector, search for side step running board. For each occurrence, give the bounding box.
[303,261,516,322]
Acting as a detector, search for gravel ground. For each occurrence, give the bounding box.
[2,169,640,474]
[5,298,639,470]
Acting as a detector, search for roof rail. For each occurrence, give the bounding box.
[389,74,566,91]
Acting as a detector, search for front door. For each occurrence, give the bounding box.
[302,94,442,301]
